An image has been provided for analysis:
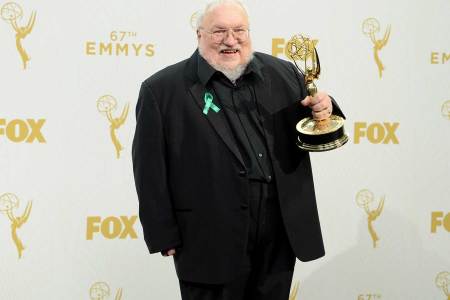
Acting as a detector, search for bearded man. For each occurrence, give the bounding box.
[132,0,344,299]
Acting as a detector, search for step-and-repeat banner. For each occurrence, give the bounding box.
[1,0,448,299]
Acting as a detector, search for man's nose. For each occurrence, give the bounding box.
[223,30,238,46]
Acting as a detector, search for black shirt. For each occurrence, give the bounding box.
[197,54,273,183]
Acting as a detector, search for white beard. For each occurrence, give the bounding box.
[211,62,247,83]
[199,48,254,84]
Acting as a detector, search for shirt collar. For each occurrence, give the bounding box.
[244,54,264,81]
[197,51,264,86]
[197,52,217,86]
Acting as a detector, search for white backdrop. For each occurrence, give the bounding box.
[0,0,449,299]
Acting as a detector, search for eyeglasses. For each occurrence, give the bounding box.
[200,28,250,42]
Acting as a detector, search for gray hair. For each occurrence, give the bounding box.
[196,0,249,30]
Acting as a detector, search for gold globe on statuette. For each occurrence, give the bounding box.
[286,34,348,151]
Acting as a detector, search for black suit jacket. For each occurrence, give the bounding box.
[132,50,344,284]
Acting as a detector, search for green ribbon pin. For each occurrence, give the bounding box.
[203,92,220,115]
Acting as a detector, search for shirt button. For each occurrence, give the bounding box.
[258,153,263,158]
[267,175,272,182]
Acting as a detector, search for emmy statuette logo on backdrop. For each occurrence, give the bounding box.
[356,189,385,248]
[97,95,130,159]
[90,282,123,300]
[1,2,36,69]
[442,100,450,120]
[0,193,32,258]
[362,18,390,78]
[435,272,450,300]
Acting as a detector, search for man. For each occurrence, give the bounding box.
[132,1,344,299]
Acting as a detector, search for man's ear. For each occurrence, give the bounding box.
[196,30,201,39]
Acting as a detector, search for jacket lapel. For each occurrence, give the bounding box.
[189,82,246,169]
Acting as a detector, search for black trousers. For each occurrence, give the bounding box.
[179,180,296,300]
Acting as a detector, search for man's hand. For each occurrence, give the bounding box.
[161,248,176,256]
[300,91,332,120]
